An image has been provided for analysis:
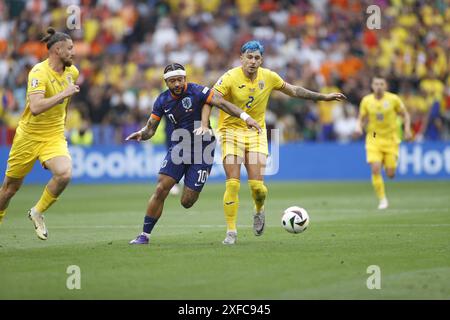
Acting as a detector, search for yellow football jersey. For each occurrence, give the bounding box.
[359,92,404,143]
[18,59,79,141]
[213,66,285,132]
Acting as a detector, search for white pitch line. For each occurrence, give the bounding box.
[49,207,450,216]
[295,208,450,213]
[319,224,450,228]
[5,224,450,229]
[4,225,247,229]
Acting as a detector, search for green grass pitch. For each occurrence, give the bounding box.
[0,181,449,299]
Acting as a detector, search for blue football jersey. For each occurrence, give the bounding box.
[151,83,213,138]
[152,83,216,188]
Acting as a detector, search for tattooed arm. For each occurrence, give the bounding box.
[125,116,160,141]
[279,82,346,102]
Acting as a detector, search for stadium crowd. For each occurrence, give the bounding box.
[0,0,449,145]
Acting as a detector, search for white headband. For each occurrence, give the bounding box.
[163,69,186,79]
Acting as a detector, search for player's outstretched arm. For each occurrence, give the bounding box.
[126,116,160,142]
[209,90,262,133]
[279,83,346,102]
[29,84,80,116]
[193,104,213,136]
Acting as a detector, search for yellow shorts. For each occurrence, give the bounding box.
[6,129,71,179]
[217,129,268,160]
[366,139,399,169]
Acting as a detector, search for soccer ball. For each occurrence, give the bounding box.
[281,206,310,234]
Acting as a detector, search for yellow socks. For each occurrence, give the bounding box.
[35,186,58,214]
[0,209,5,224]
[248,180,267,213]
[371,174,386,200]
[0,186,58,224]
[223,179,240,232]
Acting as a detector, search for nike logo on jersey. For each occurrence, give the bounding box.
[225,201,235,205]
[194,183,203,187]
[238,84,246,89]
[164,109,170,113]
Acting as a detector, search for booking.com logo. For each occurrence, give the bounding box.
[70,128,281,178]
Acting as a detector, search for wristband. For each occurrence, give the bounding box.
[240,112,250,121]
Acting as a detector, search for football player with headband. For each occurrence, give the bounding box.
[127,63,261,245]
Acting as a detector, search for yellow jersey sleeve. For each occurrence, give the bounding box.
[269,70,285,90]
[70,66,80,84]
[213,71,232,96]
[393,94,404,113]
[359,96,368,117]
[27,66,48,95]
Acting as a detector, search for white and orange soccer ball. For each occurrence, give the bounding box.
[281,206,310,234]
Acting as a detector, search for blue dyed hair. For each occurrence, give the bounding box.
[240,40,264,55]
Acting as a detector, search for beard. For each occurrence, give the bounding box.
[61,57,73,67]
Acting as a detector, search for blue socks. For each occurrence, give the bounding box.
[143,216,158,235]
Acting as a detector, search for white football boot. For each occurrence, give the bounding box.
[222,231,237,245]
[253,211,265,236]
[378,198,389,210]
[28,208,48,240]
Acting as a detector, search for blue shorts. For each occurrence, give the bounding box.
[158,140,216,192]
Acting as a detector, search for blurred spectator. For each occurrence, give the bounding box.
[0,0,448,146]
[401,86,428,139]
[417,100,444,141]
[334,104,358,143]
[70,120,94,146]
[317,82,342,141]
[300,105,319,142]
[121,111,141,142]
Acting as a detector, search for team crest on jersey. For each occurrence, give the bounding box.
[31,78,39,88]
[258,80,265,90]
[182,97,192,110]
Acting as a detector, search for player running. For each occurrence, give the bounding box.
[355,76,412,209]
[0,27,79,239]
[127,63,261,245]
[200,40,346,244]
